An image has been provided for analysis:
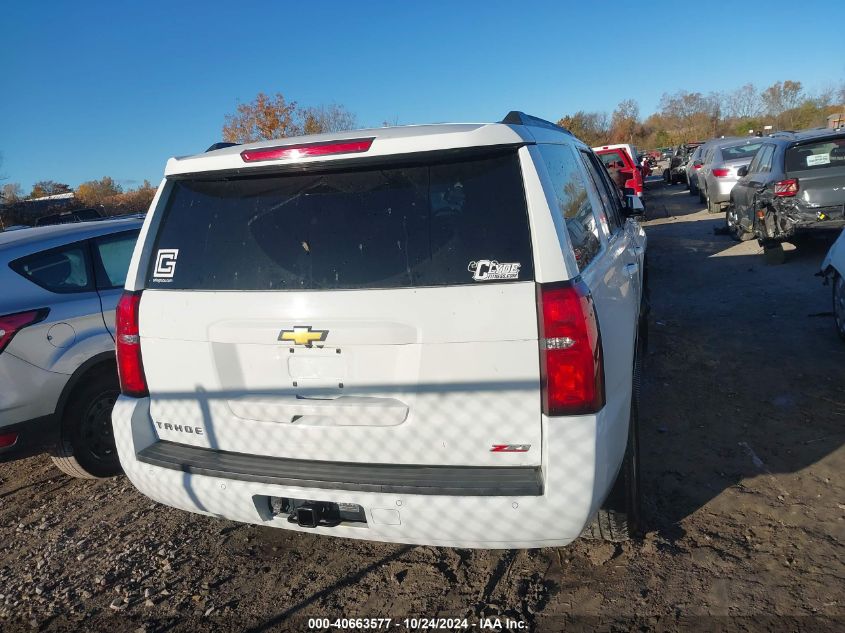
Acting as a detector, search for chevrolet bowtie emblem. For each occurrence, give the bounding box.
[278,325,328,347]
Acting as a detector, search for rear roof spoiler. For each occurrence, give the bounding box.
[206,142,240,152]
[501,111,571,135]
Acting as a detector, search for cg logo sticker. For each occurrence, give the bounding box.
[468,260,521,281]
[153,249,179,280]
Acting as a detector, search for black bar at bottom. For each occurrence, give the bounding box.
[136,441,543,496]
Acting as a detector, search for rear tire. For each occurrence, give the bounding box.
[726,206,753,242]
[698,188,705,204]
[50,370,122,479]
[582,352,642,542]
[707,195,721,214]
[832,273,845,341]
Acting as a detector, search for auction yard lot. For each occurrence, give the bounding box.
[1,180,843,632]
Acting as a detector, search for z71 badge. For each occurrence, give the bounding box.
[468,260,521,281]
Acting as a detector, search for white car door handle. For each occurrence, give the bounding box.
[625,263,639,276]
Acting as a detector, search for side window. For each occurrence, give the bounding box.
[747,150,762,174]
[93,230,140,289]
[538,144,602,272]
[10,241,93,293]
[581,151,625,233]
[758,145,775,173]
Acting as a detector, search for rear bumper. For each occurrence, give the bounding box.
[137,441,543,496]
[711,179,738,203]
[114,396,627,549]
[0,414,59,462]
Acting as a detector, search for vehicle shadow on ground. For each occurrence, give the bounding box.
[638,183,844,542]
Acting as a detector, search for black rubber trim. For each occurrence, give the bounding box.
[0,414,59,462]
[137,441,543,496]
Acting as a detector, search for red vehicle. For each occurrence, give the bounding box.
[592,144,645,199]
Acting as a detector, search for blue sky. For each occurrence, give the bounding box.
[1,0,842,192]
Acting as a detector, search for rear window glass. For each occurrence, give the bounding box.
[598,151,627,170]
[10,242,92,293]
[786,138,845,172]
[721,143,763,160]
[148,152,534,290]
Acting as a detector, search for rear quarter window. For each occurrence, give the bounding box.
[147,151,534,290]
[539,144,602,272]
[10,241,93,293]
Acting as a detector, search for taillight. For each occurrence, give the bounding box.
[0,308,49,355]
[241,138,374,162]
[116,291,148,397]
[774,178,799,197]
[537,280,605,416]
[693,164,702,170]
[712,168,730,177]
[0,432,18,449]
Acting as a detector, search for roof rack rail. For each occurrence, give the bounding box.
[501,111,571,135]
[206,142,240,152]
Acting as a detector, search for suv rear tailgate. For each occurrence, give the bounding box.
[139,149,543,468]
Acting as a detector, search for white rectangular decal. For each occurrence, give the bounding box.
[807,153,830,167]
[468,260,521,281]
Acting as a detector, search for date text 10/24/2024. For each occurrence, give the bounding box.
[308,617,527,630]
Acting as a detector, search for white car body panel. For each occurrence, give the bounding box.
[138,284,542,467]
[822,229,845,276]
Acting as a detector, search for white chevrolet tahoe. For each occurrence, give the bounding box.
[113,112,648,548]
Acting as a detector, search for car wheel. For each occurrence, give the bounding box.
[50,369,122,479]
[582,351,642,542]
[663,169,670,184]
[833,273,845,341]
[726,206,753,242]
[707,194,721,214]
[698,188,705,204]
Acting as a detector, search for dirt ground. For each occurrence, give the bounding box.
[1,179,843,632]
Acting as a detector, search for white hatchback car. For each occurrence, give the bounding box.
[114,113,648,548]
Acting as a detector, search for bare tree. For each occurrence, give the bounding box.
[762,80,804,117]
[725,83,762,119]
[1,183,23,204]
[300,103,357,135]
[222,92,358,143]
[610,99,640,144]
[223,92,300,143]
[557,111,611,147]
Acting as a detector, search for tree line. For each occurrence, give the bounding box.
[558,80,845,149]
[4,80,842,226]
[0,178,157,227]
